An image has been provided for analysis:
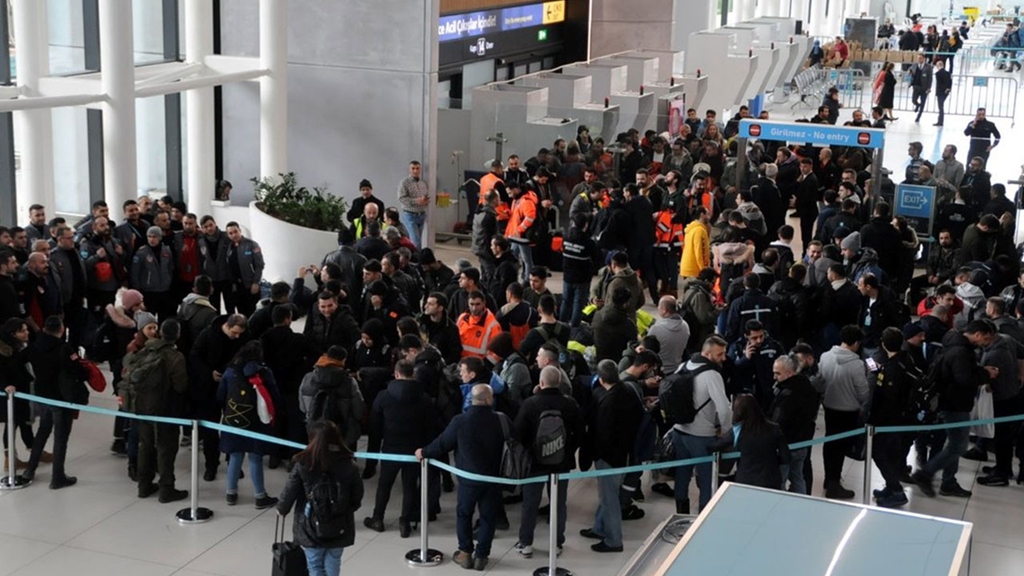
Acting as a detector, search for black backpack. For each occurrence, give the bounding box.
[533,410,567,466]
[224,371,258,429]
[303,471,349,540]
[498,412,532,491]
[659,363,716,426]
[905,355,942,424]
[308,388,345,430]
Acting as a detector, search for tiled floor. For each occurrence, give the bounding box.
[3,82,1023,575]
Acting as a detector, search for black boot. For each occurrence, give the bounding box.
[675,499,690,515]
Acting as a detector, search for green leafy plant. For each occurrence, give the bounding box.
[252,172,348,232]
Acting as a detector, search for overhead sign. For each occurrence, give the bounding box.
[438,1,565,43]
[895,183,937,239]
[738,119,885,149]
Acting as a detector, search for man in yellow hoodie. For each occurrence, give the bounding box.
[680,206,711,278]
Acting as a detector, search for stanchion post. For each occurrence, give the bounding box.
[711,452,721,493]
[1,392,29,490]
[534,473,572,576]
[176,420,213,523]
[862,425,875,506]
[405,457,442,566]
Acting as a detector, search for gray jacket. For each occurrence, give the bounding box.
[228,237,265,287]
[198,230,232,282]
[820,345,870,412]
[647,314,690,375]
[398,176,429,213]
[131,244,174,292]
[49,246,86,305]
[910,62,933,92]
[674,358,732,437]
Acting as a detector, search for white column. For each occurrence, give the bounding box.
[844,0,859,16]
[740,0,757,23]
[99,0,138,209]
[810,0,827,35]
[791,0,808,21]
[858,0,871,16]
[185,0,215,208]
[763,0,782,17]
[259,0,288,179]
[728,0,742,24]
[12,0,55,217]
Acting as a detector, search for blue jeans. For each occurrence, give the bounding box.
[456,482,501,558]
[560,282,588,327]
[922,411,971,487]
[303,547,343,576]
[592,460,624,548]
[226,452,267,497]
[779,447,809,495]
[671,431,716,511]
[512,242,533,284]
[400,210,426,249]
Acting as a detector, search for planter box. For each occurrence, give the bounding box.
[247,201,339,283]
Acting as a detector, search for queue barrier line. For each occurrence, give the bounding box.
[8,390,1024,484]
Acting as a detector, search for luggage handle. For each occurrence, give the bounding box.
[275,512,287,543]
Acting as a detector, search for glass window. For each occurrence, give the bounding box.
[47,0,88,75]
[133,0,176,65]
[50,107,90,215]
[136,96,167,195]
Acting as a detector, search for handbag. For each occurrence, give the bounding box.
[970,388,995,439]
[272,513,307,576]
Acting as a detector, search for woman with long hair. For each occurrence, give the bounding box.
[0,318,36,471]
[278,420,364,576]
[712,394,791,490]
[217,340,282,509]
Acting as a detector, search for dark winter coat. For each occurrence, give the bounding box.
[769,373,820,443]
[513,387,585,475]
[217,361,281,454]
[593,304,637,363]
[277,452,364,548]
[321,246,367,310]
[299,364,366,448]
[859,217,903,278]
[369,379,440,454]
[712,422,791,490]
[583,383,643,468]
[189,316,250,407]
[935,330,988,413]
[418,313,462,366]
[303,305,361,356]
[261,326,317,396]
[421,405,506,486]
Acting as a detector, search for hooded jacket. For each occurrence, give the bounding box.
[605,266,645,314]
[593,303,637,363]
[820,345,870,412]
[177,293,218,350]
[681,220,710,278]
[131,243,174,292]
[304,304,361,356]
[954,282,986,330]
[299,358,366,448]
[679,277,718,346]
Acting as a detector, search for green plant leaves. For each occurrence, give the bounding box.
[251,172,348,232]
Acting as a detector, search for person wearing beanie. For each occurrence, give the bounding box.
[840,230,861,254]
[131,226,174,321]
[346,178,385,225]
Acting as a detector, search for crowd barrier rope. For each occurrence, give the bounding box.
[5,389,1024,573]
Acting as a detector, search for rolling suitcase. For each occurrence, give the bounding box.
[272,513,307,576]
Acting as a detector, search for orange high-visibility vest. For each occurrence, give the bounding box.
[458,310,502,358]
[654,210,684,252]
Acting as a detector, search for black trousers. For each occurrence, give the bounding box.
[872,432,906,491]
[196,402,222,472]
[27,404,73,480]
[373,460,419,522]
[141,290,174,322]
[823,408,860,484]
[936,95,947,125]
[137,420,180,488]
[799,215,816,254]
[225,281,258,317]
[992,395,1021,477]
[64,301,87,351]
[210,280,233,313]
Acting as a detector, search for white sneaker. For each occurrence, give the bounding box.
[514,542,533,558]
[556,545,563,557]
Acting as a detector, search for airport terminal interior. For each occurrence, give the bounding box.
[3,0,1024,574]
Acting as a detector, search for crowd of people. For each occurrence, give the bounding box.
[0,80,1020,573]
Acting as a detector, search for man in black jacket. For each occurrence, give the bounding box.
[487,235,520,308]
[246,281,291,340]
[0,250,20,323]
[304,291,361,356]
[21,316,87,489]
[933,59,952,126]
[580,360,643,553]
[869,328,921,508]
[513,366,585,558]
[262,305,317,465]
[909,229,960,307]
[858,203,903,279]
[912,321,998,497]
[794,158,820,254]
[367,360,440,538]
[189,314,250,480]
[822,264,863,350]
[418,292,463,365]
[321,226,366,310]
[417,383,505,571]
[857,273,905,357]
[770,354,819,494]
